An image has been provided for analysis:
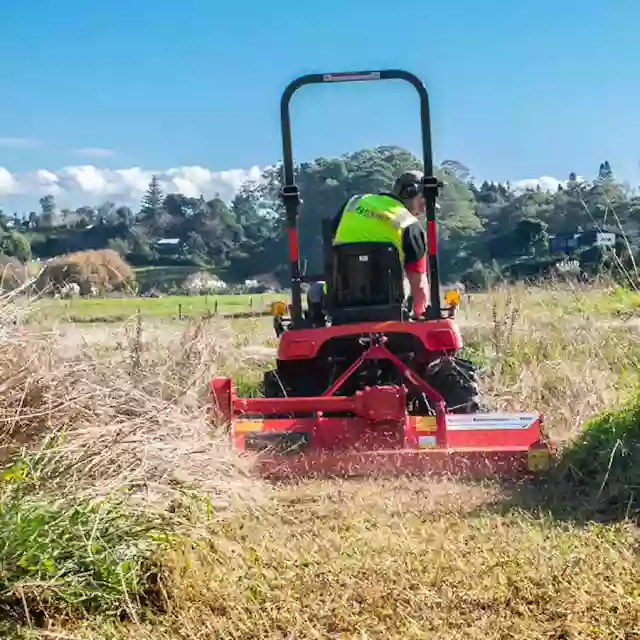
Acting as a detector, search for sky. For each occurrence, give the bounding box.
[0,0,638,212]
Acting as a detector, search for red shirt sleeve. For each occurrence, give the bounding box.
[404,254,427,274]
[401,221,427,274]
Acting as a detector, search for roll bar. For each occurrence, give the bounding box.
[280,70,442,327]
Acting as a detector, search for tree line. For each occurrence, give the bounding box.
[1,147,639,288]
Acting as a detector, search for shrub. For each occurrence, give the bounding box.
[35,249,136,296]
[560,392,640,518]
[0,458,169,623]
[0,232,32,263]
[0,256,28,291]
[182,271,227,294]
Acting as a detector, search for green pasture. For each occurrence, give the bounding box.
[29,292,288,322]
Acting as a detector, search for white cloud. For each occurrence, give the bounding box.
[0,163,264,208]
[114,167,152,195]
[74,147,116,158]
[512,176,564,192]
[0,167,19,194]
[0,164,590,210]
[511,175,587,193]
[165,165,262,199]
[0,137,44,149]
[35,169,64,197]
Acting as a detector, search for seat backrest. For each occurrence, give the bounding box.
[321,218,406,323]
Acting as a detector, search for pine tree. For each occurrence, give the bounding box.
[138,175,166,237]
[139,175,164,222]
[598,161,613,182]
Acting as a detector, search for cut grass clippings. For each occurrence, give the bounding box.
[27,481,640,640]
[155,483,638,640]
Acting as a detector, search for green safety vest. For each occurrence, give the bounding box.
[317,194,417,298]
[333,193,418,263]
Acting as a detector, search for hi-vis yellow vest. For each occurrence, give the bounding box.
[333,193,418,263]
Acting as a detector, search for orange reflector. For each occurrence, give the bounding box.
[234,420,264,433]
[416,416,437,433]
[527,442,551,471]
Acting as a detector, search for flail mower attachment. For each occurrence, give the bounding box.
[211,333,552,481]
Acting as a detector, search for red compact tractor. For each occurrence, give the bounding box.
[212,70,552,479]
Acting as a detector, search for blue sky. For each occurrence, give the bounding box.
[0,0,638,210]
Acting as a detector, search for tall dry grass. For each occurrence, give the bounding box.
[0,300,271,503]
[0,292,270,630]
[1,281,639,639]
[458,280,640,442]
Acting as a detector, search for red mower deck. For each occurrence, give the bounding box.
[211,354,552,481]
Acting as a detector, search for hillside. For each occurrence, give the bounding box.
[2,150,639,292]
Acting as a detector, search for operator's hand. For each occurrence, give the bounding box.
[408,307,428,321]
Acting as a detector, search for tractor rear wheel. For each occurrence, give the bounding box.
[424,356,481,414]
[261,369,287,397]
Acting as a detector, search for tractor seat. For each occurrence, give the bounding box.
[324,240,407,324]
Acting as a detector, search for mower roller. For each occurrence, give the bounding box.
[211,69,552,480]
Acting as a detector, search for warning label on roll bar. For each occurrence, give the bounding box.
[323,72,381,82]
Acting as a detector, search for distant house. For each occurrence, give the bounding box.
[155,238,184,258]
[549,232,581,255]
[580,228,617,248]
[549,225,619,255]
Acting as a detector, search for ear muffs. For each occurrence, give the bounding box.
[400,181,422,199]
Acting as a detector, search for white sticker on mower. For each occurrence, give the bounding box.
[418,435,437,449]
[446,413,539,431]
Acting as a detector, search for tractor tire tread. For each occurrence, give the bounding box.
[425,355,483,414]
[261,369,288,398]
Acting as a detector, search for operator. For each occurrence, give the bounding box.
[306,171,432,320]
[339,170,431,314]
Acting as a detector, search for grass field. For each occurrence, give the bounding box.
[1,280,639,639]
[24,280,640,324]
[26,292,287,322]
